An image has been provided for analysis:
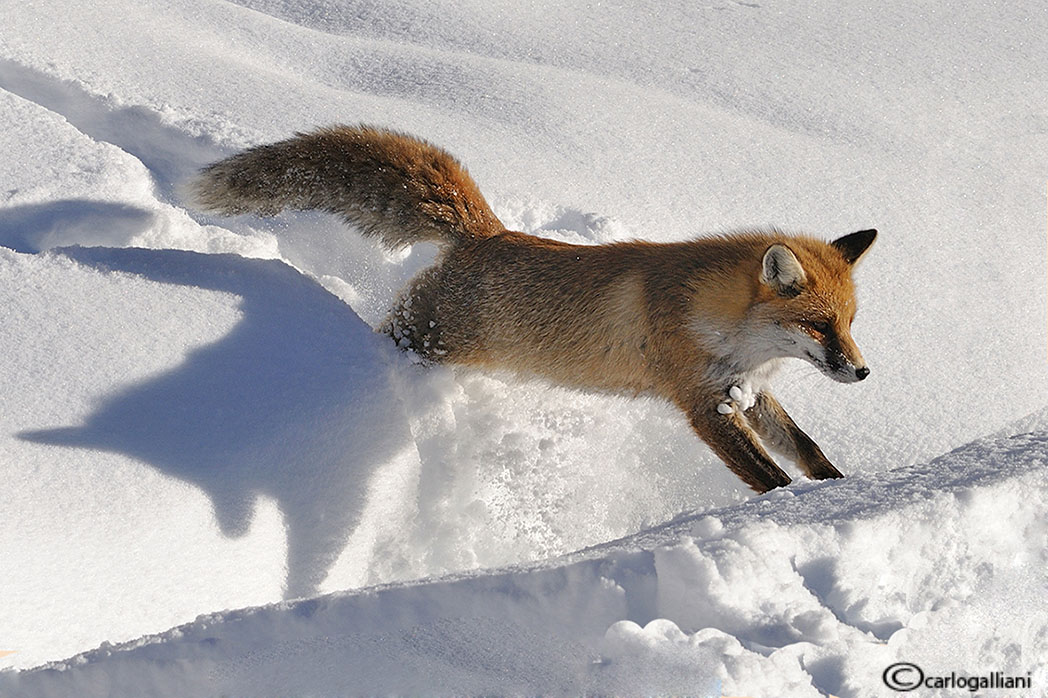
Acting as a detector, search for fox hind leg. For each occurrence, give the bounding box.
[385,269,447,359]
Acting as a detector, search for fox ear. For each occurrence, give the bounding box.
[832,229,877,265]
[761,244,807,296]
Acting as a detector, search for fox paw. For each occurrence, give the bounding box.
[716,383,756,415]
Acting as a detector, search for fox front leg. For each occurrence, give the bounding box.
[746,391,843,481]
[683,393,792,493]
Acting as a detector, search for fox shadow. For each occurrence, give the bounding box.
[20,246,415,599]
[0,200,158,253]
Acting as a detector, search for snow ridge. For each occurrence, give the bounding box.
[5,428,1047,697]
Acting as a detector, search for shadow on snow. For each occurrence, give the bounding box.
[19,246,415,599]
[0,200,160,253]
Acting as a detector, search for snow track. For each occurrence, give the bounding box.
[0,58,223,203]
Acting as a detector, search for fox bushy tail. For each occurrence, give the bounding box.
[190,125,505,249]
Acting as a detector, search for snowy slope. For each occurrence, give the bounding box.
[5,428,1047,697]
[2,0,1047,694]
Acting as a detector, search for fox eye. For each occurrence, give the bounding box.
[805,320,831,334]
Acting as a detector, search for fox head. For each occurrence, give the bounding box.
[754,229,877,383]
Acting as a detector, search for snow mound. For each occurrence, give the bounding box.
[4,427,1046,697]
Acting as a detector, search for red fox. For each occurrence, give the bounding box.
[191,126,875,493]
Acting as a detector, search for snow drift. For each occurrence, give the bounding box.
[2,0,1047,694]
[5,426,1047,697]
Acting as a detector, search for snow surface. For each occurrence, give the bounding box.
[5,434,1048,697]
[2,0,1047,695]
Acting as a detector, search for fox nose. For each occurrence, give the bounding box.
[855,366,870,381]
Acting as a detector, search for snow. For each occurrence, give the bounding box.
[2,0,1047,695]
[5,433,1047,696]
[721,383,758,415]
